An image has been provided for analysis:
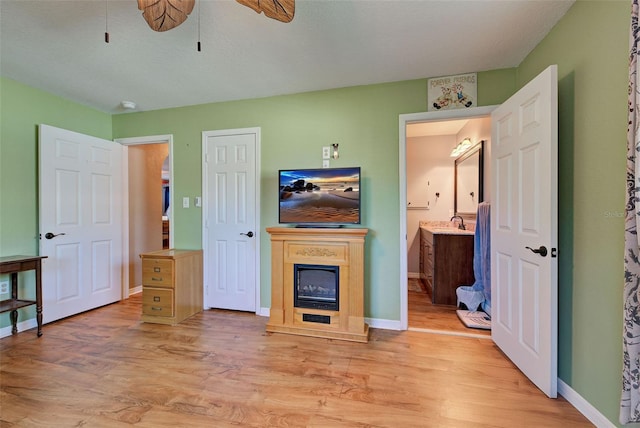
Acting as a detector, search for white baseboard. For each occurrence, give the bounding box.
[366,317,403,330]
[129,285,142,295]
[258,307,270,317]
[558,379,614,428]
[0,318,38,339]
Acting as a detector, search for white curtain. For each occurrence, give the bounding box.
[621,0,640,424]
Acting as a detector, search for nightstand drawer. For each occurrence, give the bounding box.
[142,288,174,317]
[142,259,174,287]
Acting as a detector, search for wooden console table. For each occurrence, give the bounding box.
[0,255,47,336]
[266,227,369,343]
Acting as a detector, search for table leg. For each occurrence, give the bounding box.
[10,272,19,334]
[35,259,43,337]
[10,309,18,335]
[11,272,17,300]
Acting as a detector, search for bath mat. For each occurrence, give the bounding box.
[456,310,491,330]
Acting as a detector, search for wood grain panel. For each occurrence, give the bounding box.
[142,287,174,317]
[142,258,174,287]
[140,249,202,325]
[267,227,368,342]
[0,293,591,427]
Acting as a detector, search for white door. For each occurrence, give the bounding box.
[39,124,123,323]
[202,128,259,312]
[491,65,558,398]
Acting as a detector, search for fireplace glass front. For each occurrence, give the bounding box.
[294,264,339,311]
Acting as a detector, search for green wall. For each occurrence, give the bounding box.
[111,80,435,320]
[516,1,629,425]
[0,69,513,327]
[0,77,113,326]
[111,73,514,320]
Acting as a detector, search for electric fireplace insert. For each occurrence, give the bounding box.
[293,264,339,311]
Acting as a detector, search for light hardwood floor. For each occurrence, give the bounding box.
[1,293,591,427]
[408,278,490,337]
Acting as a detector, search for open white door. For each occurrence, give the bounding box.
[491,65,558,397]
[202,128,260,312]
[39,124,123,323]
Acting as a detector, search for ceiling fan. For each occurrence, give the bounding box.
[137,0,295,32]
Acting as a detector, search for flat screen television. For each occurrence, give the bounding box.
[279,167,361,226]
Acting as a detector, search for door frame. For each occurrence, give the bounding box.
[201,127,262,314]
[398,106,496,330]
[115,134,174,299]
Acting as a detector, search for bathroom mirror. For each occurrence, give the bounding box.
[454,140,484,218]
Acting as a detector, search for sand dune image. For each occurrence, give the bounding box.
[279,189,359,223]
[279,167,361,224]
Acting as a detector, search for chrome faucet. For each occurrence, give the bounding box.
[450,215,466,230]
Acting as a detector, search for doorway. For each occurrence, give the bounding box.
[406,116,491,336]
[398,106,496,332]
[116,135,174,297]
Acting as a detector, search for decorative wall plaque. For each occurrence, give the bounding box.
[428,72,477,112]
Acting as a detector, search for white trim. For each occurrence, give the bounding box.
[116,134,173,146]
[121,147,129,298]
[115,135,174,299]
[129,285,143,295]
[398,106,497,331]
[558,379,615,428]
[366,317,403,331]
[201,127,261,315]
[258,307,270,317]
[408,326,492,339]
[0,318,37,339]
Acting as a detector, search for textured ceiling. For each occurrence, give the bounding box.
[0,0,574,114]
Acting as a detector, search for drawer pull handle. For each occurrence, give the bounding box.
[152,276,163,281]
[154,267,161,272]
[153,296,160,302]
[151,307,163,311]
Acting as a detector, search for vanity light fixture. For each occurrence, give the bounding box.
[450,137,472,157]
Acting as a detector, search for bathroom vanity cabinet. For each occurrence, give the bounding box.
[420,228,475,306]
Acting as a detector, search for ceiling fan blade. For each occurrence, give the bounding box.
[236,0,295,23]
[138,0,195,32]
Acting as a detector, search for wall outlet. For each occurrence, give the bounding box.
[0,281,8,294]
[322,160,330,168]
[322,146,330,159]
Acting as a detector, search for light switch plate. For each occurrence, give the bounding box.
[194,196,202,207]
[183,197,190,208]
[322,146,330,159]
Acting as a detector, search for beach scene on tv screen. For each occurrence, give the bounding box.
[279,168,360,224]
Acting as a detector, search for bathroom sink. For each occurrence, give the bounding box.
[423,226,473,235]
